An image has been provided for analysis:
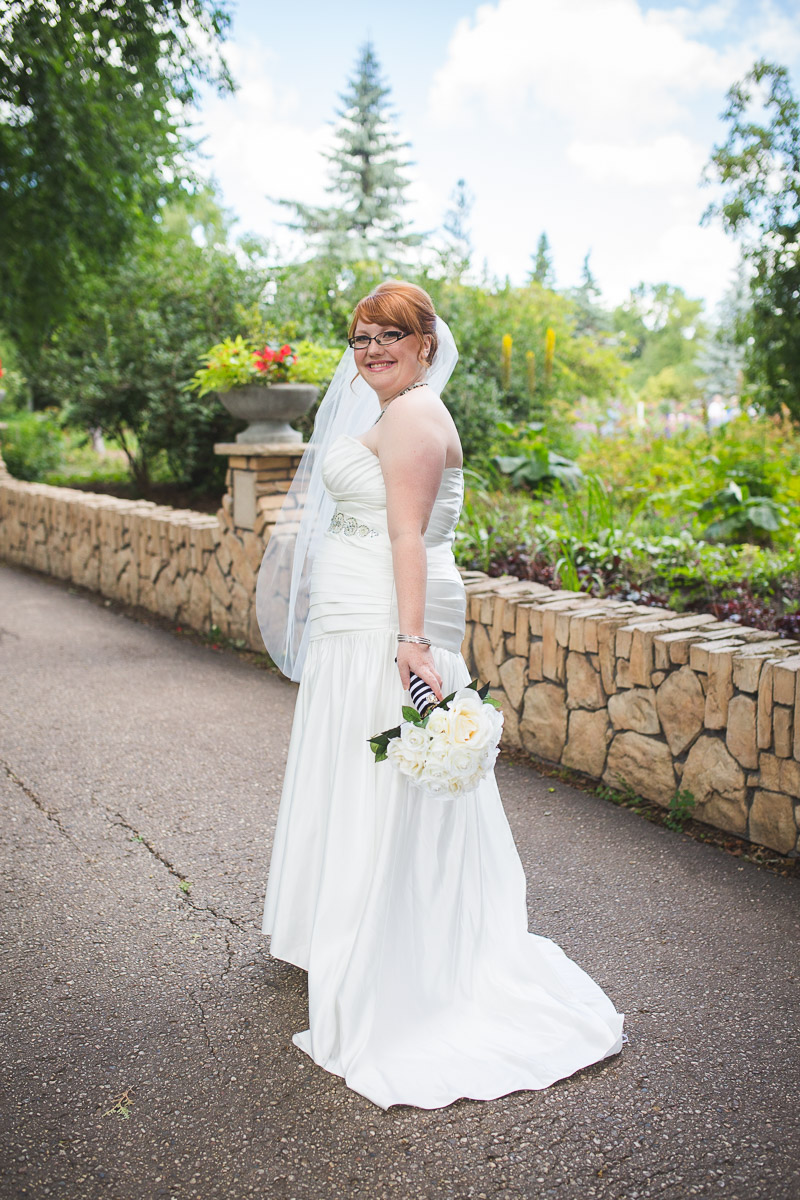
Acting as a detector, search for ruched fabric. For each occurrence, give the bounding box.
[262,435,624,1110]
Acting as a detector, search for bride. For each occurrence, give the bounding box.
[255,280,624,1111]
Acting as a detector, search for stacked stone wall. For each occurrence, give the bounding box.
[2,460,799,857]
[458,575,800,857]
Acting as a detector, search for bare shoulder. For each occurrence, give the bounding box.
[379,385,462,469]
[382,382,442,418]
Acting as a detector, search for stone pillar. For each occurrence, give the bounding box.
[213,441,307,540]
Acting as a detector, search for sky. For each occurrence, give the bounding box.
[192,0,800,313]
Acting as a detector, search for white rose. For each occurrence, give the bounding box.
[423,732,452,764]
[387,724,429,779]
[447,746,482,777]
[400,722,432,754]
[418,771,449,795]
[418,758,450,789]
[446,689,498,751]
[425,707,452,738]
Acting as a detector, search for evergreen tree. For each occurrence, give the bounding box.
[528,232,555,287]
[439,178,474,280]
[278,43,419,265]
[569,252,607,337]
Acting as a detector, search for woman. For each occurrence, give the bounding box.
[256,281,624,1111]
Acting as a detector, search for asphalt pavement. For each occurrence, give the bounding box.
[1,562,798,1200]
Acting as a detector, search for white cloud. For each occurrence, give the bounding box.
[429,0,731,134]
[567,133,706,187]
[194,39,333,241]
[190,2,800,310]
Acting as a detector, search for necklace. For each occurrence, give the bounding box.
[373,380,426,424]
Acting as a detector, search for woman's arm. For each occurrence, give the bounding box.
[378,391,448,700]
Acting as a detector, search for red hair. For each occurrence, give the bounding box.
[349,280,438,365]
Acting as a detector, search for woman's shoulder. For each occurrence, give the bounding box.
[379,384,462,468]
[385,383,443,416]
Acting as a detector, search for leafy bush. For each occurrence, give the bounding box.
[0,411,65,480]
[698,481,788,543]
[35,220,267,492]
[577,413,800,549]
[491,421,582,491]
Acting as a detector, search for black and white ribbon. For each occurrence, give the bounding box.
[408,671,439,717]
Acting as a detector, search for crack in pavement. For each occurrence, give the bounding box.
[1,755,248,984]
[104,808,247,980]
[4,751,245,1071]
[1,756,82,851]
[191,990,220,1064]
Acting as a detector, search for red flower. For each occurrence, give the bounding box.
[253,342,295,375]
[253,346,278,372]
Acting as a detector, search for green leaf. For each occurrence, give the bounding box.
[746,501,782,531]
[402,705,422,723]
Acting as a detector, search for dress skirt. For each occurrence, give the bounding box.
[262,525,624,1110]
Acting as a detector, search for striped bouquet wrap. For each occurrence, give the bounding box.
[368,678,504,798]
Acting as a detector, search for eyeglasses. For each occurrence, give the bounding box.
[347,330,410,351]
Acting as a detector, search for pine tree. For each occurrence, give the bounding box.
[529,232,555,288]
[439,178,474,280]
[277,43,419,264]
[569,252,607,337]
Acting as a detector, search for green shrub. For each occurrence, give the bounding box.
[0,411,65,480]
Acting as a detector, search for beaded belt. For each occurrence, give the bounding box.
[328,509,381,539]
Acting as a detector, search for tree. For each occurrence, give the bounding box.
[696,271,746,412]
[277,42,420,266]
[703,60,800,417]
[612,283,707,394]
[439,178,474,281]
[36,194,264,492]
[568,252,608,338]
[528,232,555,288]
[0,0,232,365]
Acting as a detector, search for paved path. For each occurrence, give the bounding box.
[1,563,798,1200]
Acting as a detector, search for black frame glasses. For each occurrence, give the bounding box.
[347,330,411,351]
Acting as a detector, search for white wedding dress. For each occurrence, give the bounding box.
[262,433,625,1110]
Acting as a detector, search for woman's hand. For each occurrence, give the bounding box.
[396,641,444,703]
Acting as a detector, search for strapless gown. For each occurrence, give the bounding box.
[262,433,624,1110]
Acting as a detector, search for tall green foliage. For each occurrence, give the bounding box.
[439,178,474,281]
[528,232,555,288]
[36,200,264,491]
[703,59,800,419]
[612,283,706,399]
[0,0,232,364]
[277,42,419,266]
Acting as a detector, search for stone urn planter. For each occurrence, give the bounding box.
[219,382,319,444]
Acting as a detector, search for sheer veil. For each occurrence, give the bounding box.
[255,315,459,681]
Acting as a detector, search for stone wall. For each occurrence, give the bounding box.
[2,442,798,857]
[0,442,305,650]
[458,575,800,857]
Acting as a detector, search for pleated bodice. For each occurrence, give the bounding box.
[306,435,467,653]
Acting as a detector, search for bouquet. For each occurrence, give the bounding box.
[368,678,504,798]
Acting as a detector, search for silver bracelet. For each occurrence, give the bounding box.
[397,634,431,645]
